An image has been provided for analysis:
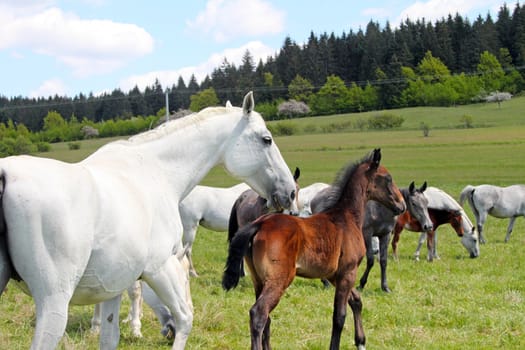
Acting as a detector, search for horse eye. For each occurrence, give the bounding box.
[262,136,272,145]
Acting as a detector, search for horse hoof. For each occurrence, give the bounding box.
[131,329,143,338]
[382,287,391,293]
[161,320,176,340]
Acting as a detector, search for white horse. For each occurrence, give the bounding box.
[460,184,525,243]
[0,92,298,350]
[180,183,250,277]
[296,182,330,217]
[414,186,480,260]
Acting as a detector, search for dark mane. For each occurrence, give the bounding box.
[316,152,373,212]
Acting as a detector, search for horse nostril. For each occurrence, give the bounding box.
[291,190,295,201]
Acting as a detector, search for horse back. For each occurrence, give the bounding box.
[252,213,353,280]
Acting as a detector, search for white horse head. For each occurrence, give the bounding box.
[222,92,298,212]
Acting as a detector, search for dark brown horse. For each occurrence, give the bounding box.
[222,149,406,350]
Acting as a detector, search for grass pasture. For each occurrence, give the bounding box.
[1,99,525,349]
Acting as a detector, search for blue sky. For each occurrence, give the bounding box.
[0,0,509,99]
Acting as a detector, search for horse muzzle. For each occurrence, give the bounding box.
[270,190,298,215]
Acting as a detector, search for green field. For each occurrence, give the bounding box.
[1,98,524,349]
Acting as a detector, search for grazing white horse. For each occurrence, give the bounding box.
[0,92,298,350]
[413,186,480,260]
[460,184,525,243]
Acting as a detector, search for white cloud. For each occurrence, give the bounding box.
[396,0,501,24]
[0,3,154,77]
[119,41,276,92]
[362,7,390,19]
[30,78,68,98]
[186,0,285,42]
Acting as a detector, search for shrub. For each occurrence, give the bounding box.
[354,118,368,131]
[303,124,317,133]
[256,101,279,120]
[460,115,474,128]
[36,142,51,152]
[321,121,353,133]
[420,122,430,137]
[68,142,81,150]
[485,91,512,108]
[81,125,99,139]
[367,113,404,129]
[268,122,298,136]
[277,100,311,118]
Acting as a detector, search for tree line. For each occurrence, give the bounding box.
[1,3,524,132]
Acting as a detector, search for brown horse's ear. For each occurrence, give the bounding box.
[409,181,415,193]
[420,181,428,192]
[369,148,381,170]
[293,167,300,181]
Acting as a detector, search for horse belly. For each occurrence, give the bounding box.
[296,254,338,279]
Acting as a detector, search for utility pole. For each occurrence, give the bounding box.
[165,90,169,122]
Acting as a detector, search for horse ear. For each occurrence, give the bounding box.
[370,148,381,169]
[225,100,233,108]
[409,181,415,193]
[420,181,428,192]
[294,167,300,181]
[242,91,254,116]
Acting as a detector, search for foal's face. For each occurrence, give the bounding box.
[367,166,406,215]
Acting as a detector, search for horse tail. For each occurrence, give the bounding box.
[459,185,475,206]
[0,171,15,295]
[222,222,260,291]
[459,185,479,218]
[227,198,240,243]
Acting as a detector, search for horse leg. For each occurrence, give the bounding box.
[433,230,440,260]
[348,288,366,350]
[142,255,193,350]
[91,303,102,334]
[378,234,391,293]
[249,282,287,350]
[426,231,435,262]
[414,232,425,261]
[391,225,402,260]
[99,294,122,350]
[31,292,72,349]
[0,234,12,295]
[124,281,143,338]
[358,235,375,290]
[504,216,517,242]
[183,224,199,277]
[141,281,177,339]
[476,213,488,244]
[329,280,357,350]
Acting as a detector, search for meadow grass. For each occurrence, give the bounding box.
[1,98,525,349]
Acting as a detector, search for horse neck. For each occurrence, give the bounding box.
[337,167,369,227]
[131,113,238,198]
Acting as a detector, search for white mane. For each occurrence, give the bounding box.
[424,186,463,211]
[127,106,240,144]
